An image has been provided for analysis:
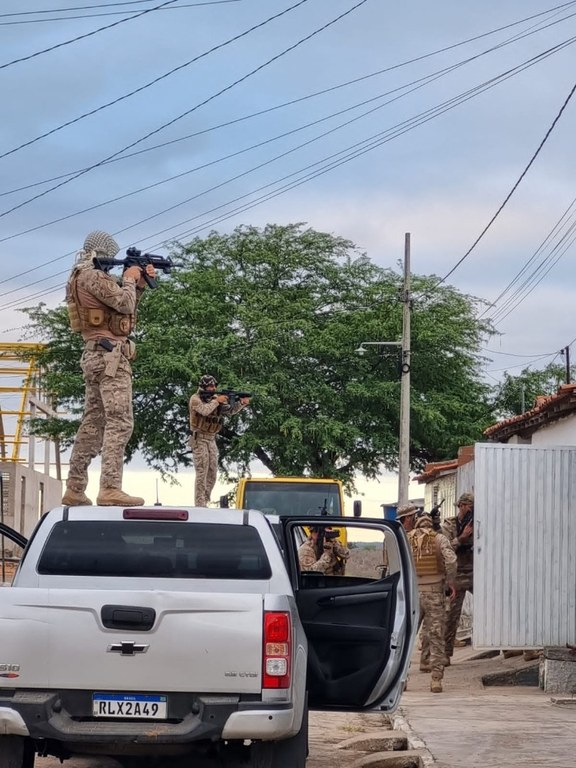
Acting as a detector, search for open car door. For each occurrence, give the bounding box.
[282,516,418,713]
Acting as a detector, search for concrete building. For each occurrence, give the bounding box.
[0,344,62,558]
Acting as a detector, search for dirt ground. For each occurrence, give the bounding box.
[38,711,390,767]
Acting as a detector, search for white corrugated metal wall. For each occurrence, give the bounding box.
[474,443,576,648]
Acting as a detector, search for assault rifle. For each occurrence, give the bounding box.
[313,526,340,560]
[198,389,253,408]
[215,389,253,408]
[94,247,182,289]
[429,498,445,531]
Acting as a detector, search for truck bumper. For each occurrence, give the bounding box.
[222,704,297,740]
[0,690,295,747]
[0,707,30,736]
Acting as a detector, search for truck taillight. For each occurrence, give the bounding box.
[263,611,291,689]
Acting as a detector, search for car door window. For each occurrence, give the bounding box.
[286,520,412,711]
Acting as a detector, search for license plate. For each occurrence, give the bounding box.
[92,693,167,719]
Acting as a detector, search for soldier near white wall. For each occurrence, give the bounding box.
[408,513,456,694]
[188,375,250,507]
[442,492,474,662]
[62,231,156,507]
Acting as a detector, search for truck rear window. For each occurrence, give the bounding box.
[37,521,272,579]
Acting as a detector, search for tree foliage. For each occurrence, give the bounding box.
[490,362,570,419]
[22,224,496,489]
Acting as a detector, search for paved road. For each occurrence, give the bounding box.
[38,711,388,767]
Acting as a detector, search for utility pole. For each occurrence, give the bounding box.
[398,233,411,507]
[561,345,571,384]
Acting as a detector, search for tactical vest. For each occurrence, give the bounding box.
[66,269,136,338]
[408,529,443,578]
[190,407,223,435]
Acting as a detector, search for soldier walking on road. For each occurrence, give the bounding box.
[62,231,156,507]
[188,375,250,507]
[408,513,456,693]
[442,492,475,663]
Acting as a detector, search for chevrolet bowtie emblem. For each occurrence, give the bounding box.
[107,642,149,656]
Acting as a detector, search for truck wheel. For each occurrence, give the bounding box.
[0,736,35,768]
[250,701,308,768]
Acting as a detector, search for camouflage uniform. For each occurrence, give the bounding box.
[442,492,474,660]
[188,381,248,507]
[63,231,144,506]
[408,516,456,688]
[298,536,350,575]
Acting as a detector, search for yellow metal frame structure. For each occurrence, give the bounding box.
[0,342,46,462]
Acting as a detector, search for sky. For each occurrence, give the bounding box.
[1,0,575,507]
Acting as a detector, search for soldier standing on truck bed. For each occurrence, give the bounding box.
[62,231,156,508]
[188,375,250,507]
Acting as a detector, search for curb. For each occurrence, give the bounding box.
[392,710,436,768]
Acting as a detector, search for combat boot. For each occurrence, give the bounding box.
[419,664,431,673]
[97,488,145,506]
[430,679,443,693]
[62,489,92,506]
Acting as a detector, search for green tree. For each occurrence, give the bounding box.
[490,362,569,419]
[22,224,496,489]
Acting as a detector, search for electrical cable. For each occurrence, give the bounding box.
[3,0,575,198]
[1,31,573,305]
[484,196,576,323]
[0,0,312,156]
[133,37,576,250]
[3,20,573,257]
[0,0,368,220]
[423,78,576,293]
[0,0,237,17]
[4,33,532,244]
[0,0,242,25]
[0,0,182,71]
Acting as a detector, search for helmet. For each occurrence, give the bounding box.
[199,375,217,389]
[396,503,419,520]
[414,513,433,529]
[83,231,120,258]
[456,492,474,506]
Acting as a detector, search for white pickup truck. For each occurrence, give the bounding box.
[0,506,417,767]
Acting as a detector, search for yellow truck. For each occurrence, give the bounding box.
[220,477,362,519]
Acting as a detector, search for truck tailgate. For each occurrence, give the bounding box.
[0,589,264,693]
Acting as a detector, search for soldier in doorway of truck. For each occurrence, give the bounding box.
[442,492,474,664]
[298,526,350,575]
[62,231,156,507]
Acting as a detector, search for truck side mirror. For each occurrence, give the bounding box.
[219,495,229,508]
[353,500,362,517]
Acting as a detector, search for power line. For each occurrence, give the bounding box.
[0,0,368,221]
[0,1,156,15]
[3,15,574,256]
[427,77,576,291]
[0,1,241,25]
[484,195,576,313]
[0,0,312,157]
[4,0,575,198]
[1,29,573,305]
[486,199,576,325]
[0,0,182,70]
[5,30,538,244]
